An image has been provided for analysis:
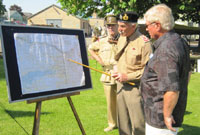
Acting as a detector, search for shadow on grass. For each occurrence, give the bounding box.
[0,58,5,80]
[178,124,200,135]
[184,111,192,115]
[5,109,51,118]
[1,108,51,135]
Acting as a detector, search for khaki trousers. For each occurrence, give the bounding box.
[117,83,145,135]
[103,84,117,128]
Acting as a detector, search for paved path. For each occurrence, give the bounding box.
[85,37,92,48]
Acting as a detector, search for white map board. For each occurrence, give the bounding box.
[1,25,92,103]
[14,33,85,94]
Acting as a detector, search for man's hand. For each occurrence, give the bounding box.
[112,72,128,82]
[164,115,177,132]
[163,91,179,132]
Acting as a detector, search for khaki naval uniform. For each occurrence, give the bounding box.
[88,36,118,128]
[115,30,152,135]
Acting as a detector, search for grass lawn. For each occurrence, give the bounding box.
[0,58,200,135]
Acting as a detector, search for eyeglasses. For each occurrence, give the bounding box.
[145,22,156,28]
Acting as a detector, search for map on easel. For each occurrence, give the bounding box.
[1,25,92,103]
[14,33,85,94]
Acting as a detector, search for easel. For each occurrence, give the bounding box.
[27,92,86,135]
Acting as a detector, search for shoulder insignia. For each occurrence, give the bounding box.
[141,35,150,42]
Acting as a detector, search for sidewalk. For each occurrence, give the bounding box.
[85,37,92,48]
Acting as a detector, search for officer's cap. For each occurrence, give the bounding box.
[117,11,139,23]
[104,15,117,25]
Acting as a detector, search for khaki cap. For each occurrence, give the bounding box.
[105,15,117,25]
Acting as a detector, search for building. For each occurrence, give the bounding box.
[4,10,23,22]
[27,4,91,36]
[89,13,105,29]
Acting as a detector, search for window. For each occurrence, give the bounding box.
[46,19,62,27]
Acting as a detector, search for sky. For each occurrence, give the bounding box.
[3,0,61,14]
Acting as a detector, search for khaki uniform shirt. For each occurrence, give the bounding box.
[88,36,118,85]
[115,30,152,82]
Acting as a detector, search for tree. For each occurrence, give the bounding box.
[0,0,6,16]
[58,0,200,23]
[9,4,24,15]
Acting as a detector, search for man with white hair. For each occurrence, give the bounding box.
[141,4,190,135]
[112,11,152,135]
